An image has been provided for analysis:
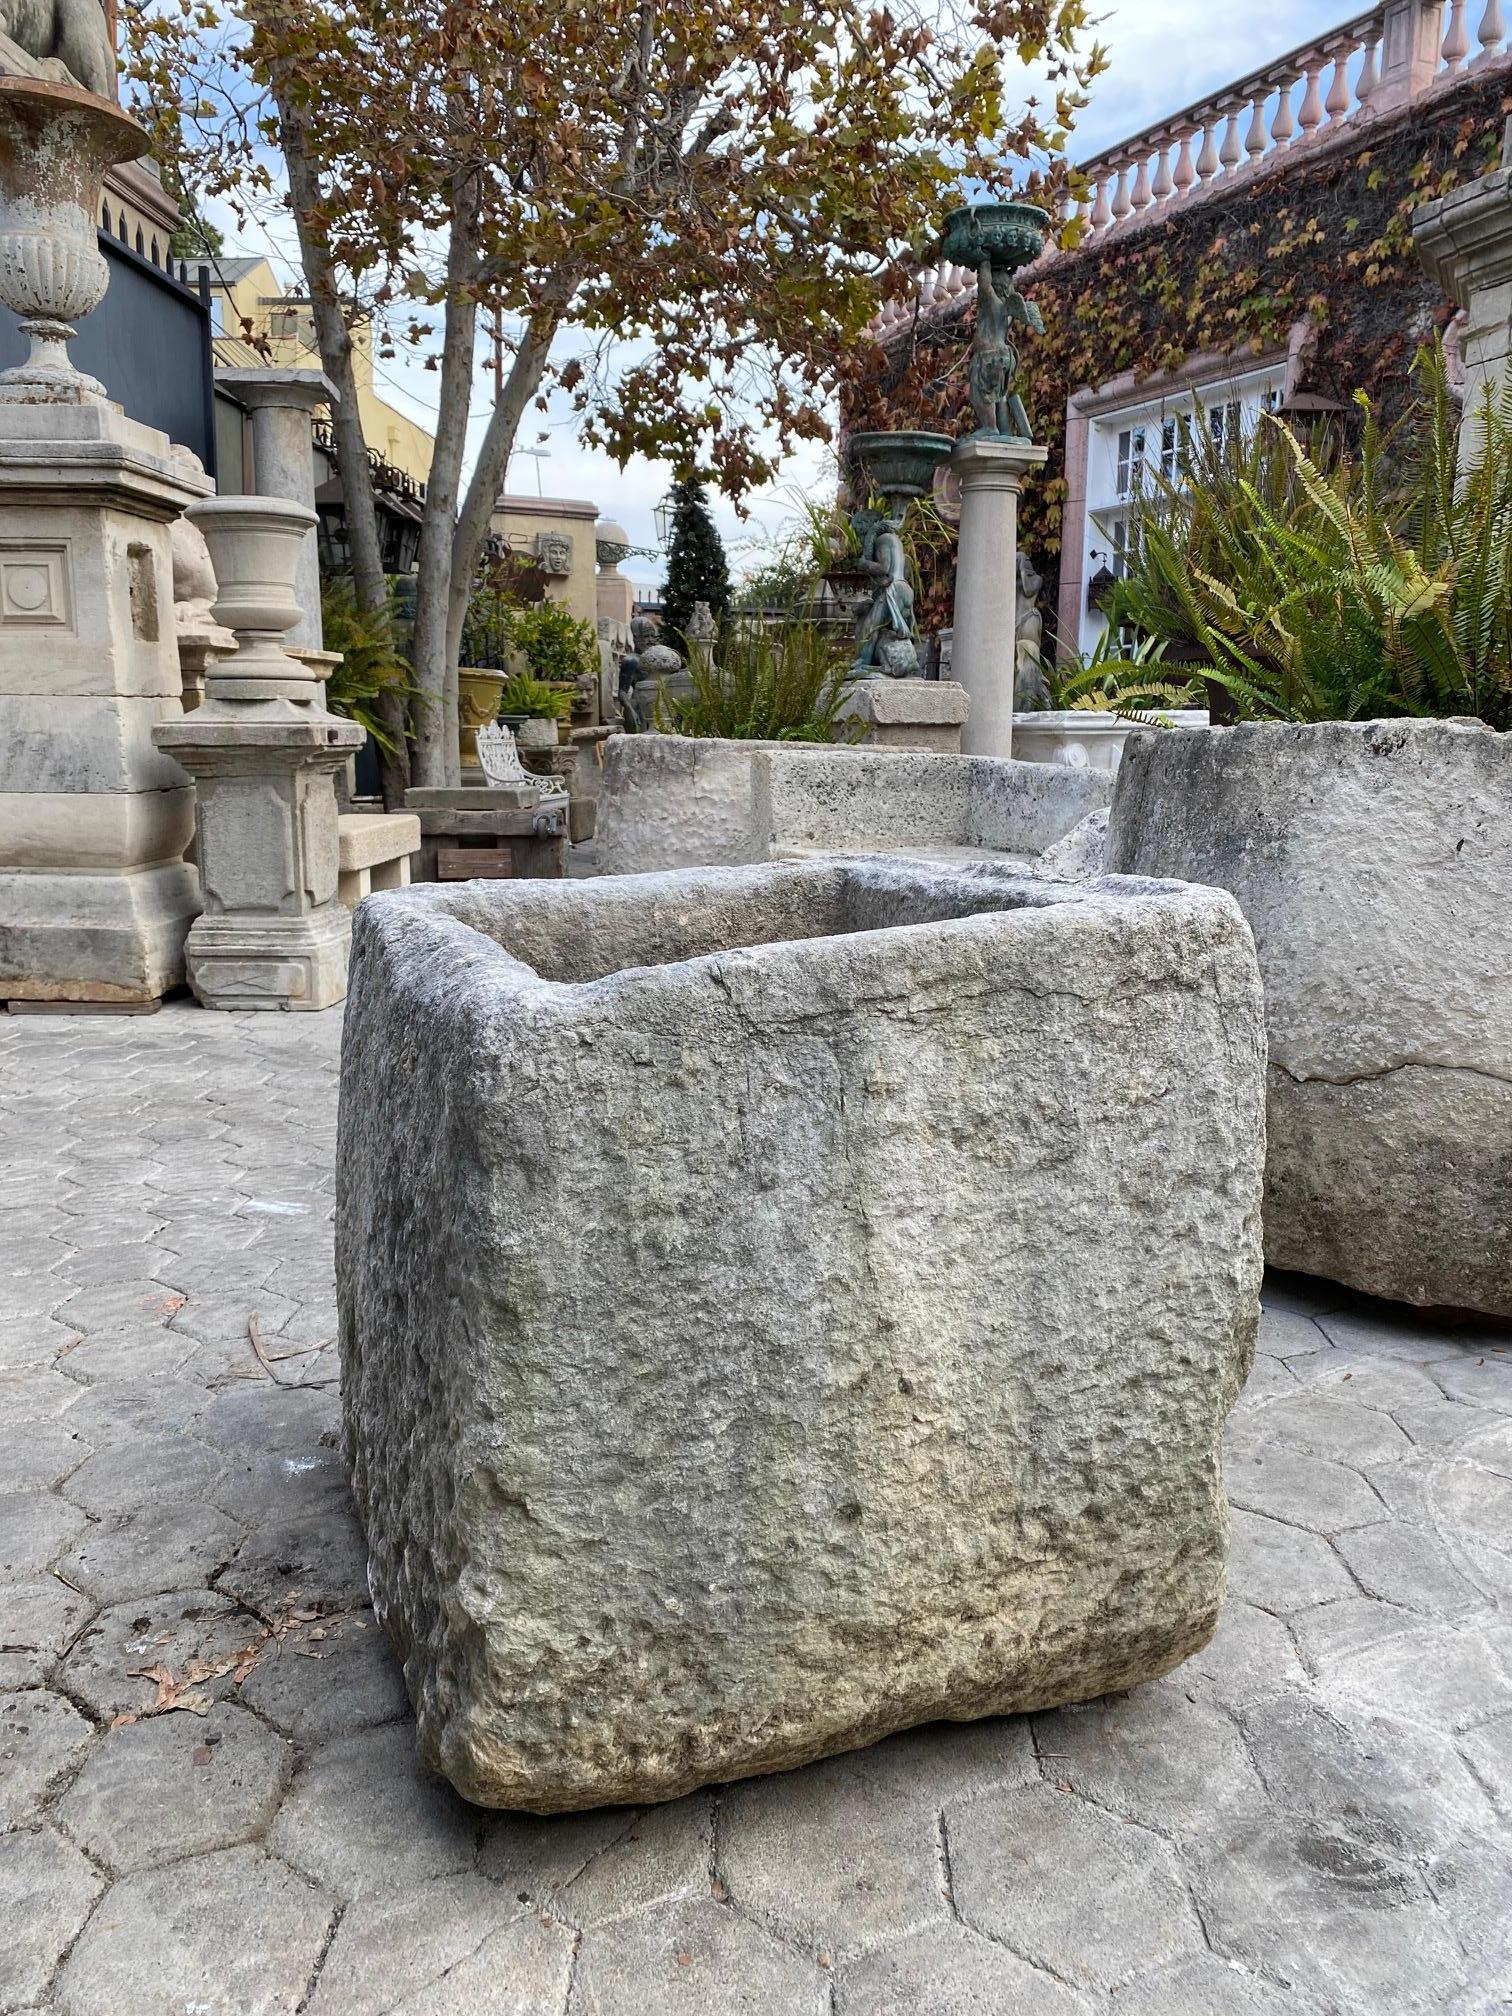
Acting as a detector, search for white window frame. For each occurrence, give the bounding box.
[1079,364,1284,654]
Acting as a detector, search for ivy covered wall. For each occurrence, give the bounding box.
[844,68,1510,640]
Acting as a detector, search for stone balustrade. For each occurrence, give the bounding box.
[868,0,1511,343]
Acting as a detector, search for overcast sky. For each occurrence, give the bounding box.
[219,0,1328,589]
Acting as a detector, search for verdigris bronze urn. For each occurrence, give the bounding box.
[940,200,1049,277]
[848,429,954,502]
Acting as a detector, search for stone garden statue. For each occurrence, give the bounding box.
[969,261,1043,442]
[852,506,919,678]
[1013,552,1050,709]
[0,0,115,97]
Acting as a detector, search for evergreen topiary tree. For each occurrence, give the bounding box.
[661,479,732,645]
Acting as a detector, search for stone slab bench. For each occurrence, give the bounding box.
[336,812,421,910]
[594,734,1112,876]
[337,857,1266,1811]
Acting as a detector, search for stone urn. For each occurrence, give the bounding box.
[457,668,505,768]
[0,79,150,401]
[186,496,324,707]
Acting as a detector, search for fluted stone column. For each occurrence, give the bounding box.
[949,438,1047,759]
[214,368,336,653]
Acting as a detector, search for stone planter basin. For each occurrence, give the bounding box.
[337,858,1266,1810]
[1108,718,1512,1315]
[1012,710,1210,774]
[595,735,1113,874]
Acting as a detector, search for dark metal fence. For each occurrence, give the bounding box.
[0,234,217,475]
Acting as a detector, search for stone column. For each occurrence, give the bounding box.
[213,369,336,653]
[0,79,210,1005]
[153,498,363,1010]
[949,438,1048,759]
[1414,143,1512,471]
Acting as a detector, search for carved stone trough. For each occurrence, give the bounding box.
[337,857,1265,1810]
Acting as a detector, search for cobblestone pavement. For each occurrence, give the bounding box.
[2,1004,1511,2016]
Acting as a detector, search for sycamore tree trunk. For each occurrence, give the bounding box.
[408,194,488,791]
[274,85,411,808]
[443,310,559,673]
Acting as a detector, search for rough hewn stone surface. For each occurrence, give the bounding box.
[337,860,1265,1811]
[594,734,1111,873]
[1035,805,1109,881]
[1107,719,1512,1314]
[2,1008,1511,2011]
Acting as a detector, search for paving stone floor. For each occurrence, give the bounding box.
[2,1003,1511,2015]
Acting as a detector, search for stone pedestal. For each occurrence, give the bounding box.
[1415,157,1512,470]
[836,678,969,753]
[213,369,335,652]
[153,496,363,1010]
[0,401,212,1002]
[153,712,360,1008]
[949,438,1047,758]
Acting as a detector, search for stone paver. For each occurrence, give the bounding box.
[0,1008,1509,2013]
[0,1827,104,2009]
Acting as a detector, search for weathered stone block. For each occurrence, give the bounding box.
[337,859,1265,1811]
[1108,719,1512,1315]
[594,734,1111,874]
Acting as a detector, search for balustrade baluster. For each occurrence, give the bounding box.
[1442,0,1470,70]
[1271,77,1296,147]
[1244,91,1268,163]
[1131,153,1154,211]
[1298,62,1326,137]
[1473,0,1506,63]
[1112,165,1132,222]
[1219,108,1242,176]
[1356,36,1380,103]
[1325,51,1352,121]
[1196,119,1220,182]
[1152,140,1174,205]
[1091,174,1112,232]
[1173,132,1197,194]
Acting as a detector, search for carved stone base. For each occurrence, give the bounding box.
[152,711,363,1012]
[836,678,970,754]
[184,904,353,1012]
[0,861,198,1003]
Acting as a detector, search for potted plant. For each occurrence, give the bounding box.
[499,670,574,748]
[1013,633,1208,772]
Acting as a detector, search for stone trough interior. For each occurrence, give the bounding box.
[402,855,1175,987]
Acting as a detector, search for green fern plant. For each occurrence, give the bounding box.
[657,616,858,742]
[1109,342,1512,728]
[320,580,413,752]
[1035,630,1201,720]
